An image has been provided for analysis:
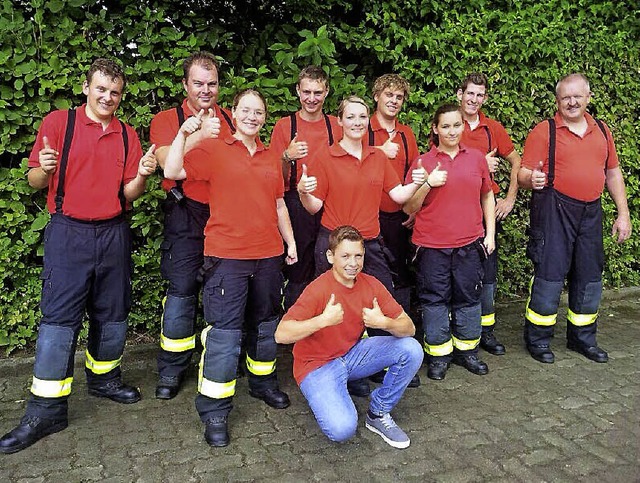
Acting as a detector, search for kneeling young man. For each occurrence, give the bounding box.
[275,226,423,449]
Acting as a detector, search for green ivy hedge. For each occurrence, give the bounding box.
[1,0,638,353]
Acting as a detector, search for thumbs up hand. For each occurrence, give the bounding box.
[362,297,387,329]
[287,134,309,160]
[485,148,499,173]
[321,294,344,327]
[426,161,447,188]
[138,144,158,177]
[180,109,204,135]
[201,108,221,139]
[297,163,317,194]
[381,131,400,159]
[411,158,427,185]
[531,161,546,190]
[39,135,59,174]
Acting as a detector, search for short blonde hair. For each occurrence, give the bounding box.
[337,95,370,119]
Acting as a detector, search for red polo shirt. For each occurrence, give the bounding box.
[309,143,401,239]
[28,105,142,221]
[522,112,618,202]
[368,114,420,213]
[462,111,516,195]
[183,135,285,259]
[408,145,492,248]
[150,99,234,203]
[269,112,342,190]
[283,270,403,385]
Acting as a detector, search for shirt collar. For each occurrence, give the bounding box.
[328,140,378,159]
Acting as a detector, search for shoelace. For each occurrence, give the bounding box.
[21,415,41,428]
[378,414,396,429]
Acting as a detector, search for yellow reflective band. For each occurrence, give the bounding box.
[160,333,196,352]
[31,376,73,398]
[199,377,236,399]
[452,335,480,351]
[85,350,121,375]
[245,355,276,376]
[197,325,237,398]
[525,306,557,326]
[481,313,495,327]
[567,309,597,327]
[424,338,453,357]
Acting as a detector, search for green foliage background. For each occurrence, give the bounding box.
[1,0,638,352]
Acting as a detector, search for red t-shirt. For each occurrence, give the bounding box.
[283,270,403,385]
[269,112,342,190]
[462,111,516,195]
[522,112,618,202]
[28,105,142,221]
[408,145,492,248]
[183,135,285,259]
[309,143,401,239]
[150,99,234,203]
[368,114,420,213]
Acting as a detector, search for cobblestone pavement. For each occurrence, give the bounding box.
[1,289,638,482]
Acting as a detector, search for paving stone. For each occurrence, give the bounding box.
[0,288,639,480]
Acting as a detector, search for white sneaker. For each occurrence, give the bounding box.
[365,413,410,449]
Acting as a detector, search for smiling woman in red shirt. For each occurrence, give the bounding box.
[163,89,296,448]
[404,103,495,382]
[297,95,427,397]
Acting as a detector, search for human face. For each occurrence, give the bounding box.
[232,93,266,139]
[327,239,364,287]
[183,63,219,112]
[433,110,464,151]
[296,78,329,116]
[338,101,369,141]
[82,71,124,125]
[457,82,487,120]
[556,78,591,123]
[374,87,405,120]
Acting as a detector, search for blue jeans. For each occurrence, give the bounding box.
[299,336,423,442]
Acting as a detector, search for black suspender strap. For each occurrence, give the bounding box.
[547,117,609,189]
[55,109,129,215]
[547,118,557,188]
[594,119,610,171]
[482,125,493,152]
[288,113,298,191]
[219,109,235,133]
[289,113,297,140]
[118,120,129,214]
[175,105,186,193]
[176,105,185,125]
[323,113,334,145]
[398,131,410,178]
[54,109,77,213]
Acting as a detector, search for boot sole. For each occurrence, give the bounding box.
[248,391,290,409]
[365,421,410,449]
[88,389,141,404]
